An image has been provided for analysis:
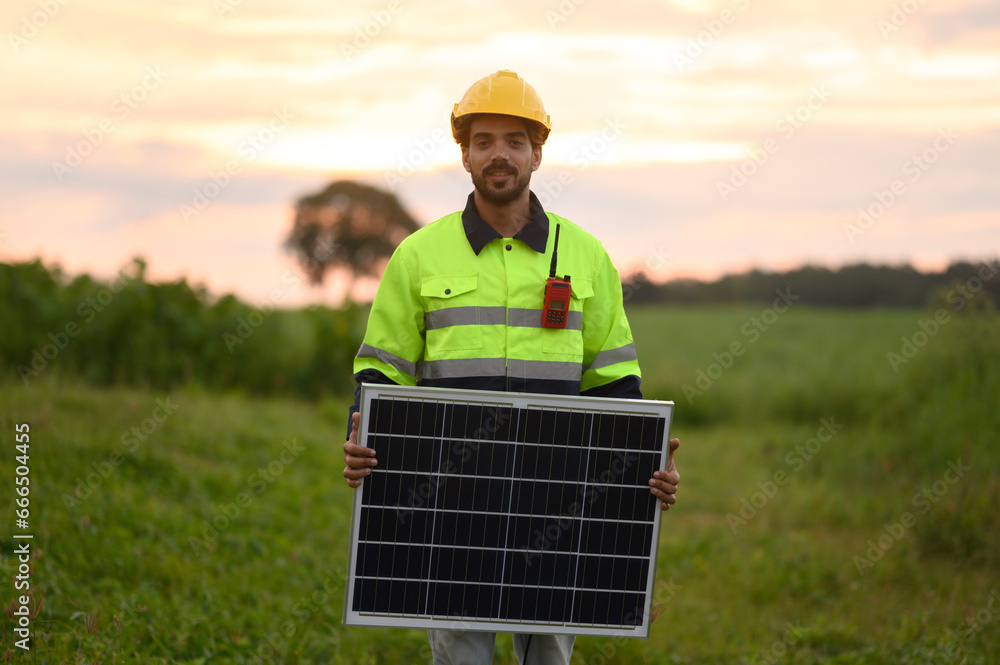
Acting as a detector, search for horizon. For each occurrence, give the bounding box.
[6,252,997,309]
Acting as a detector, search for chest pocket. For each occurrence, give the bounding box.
[421,274,483,353]
[542,279,593,358]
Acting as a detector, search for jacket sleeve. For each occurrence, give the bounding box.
[353,244,425,385]
[346,245,425,439]
[579,243,642,396]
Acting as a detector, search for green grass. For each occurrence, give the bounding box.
[1,306,998,663]
[630,306,922,425]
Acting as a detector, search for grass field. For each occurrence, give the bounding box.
[1,305,998,663]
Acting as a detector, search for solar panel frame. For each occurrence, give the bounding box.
[344,383,674,637]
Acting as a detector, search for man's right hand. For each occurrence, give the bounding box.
[343,411,377,488]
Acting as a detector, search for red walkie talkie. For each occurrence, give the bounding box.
[542,224,571,329]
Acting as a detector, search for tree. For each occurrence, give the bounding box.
[284,180,421,299]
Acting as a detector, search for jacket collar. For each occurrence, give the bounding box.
[461,191,549,256]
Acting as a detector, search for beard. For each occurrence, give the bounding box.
[471,161,532,207]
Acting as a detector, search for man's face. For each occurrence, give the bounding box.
[462,114,542,207]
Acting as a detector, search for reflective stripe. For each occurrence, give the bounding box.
[425,306,506,330]
[420,357,582,382]
[426,307,582,330]
[507,308,583,331]
[586,343,638,371]
[508,359,582,382]
[420,357,507,380]
[356,343,418,377]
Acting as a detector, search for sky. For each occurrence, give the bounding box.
[2,0,998,306]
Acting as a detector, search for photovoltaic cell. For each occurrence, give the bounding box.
[344,384,674,637]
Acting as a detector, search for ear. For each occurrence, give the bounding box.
[531,145,542,172]
[462,146,472,173]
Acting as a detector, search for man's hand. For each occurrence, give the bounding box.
[343,412,377,488]
[649,438,680,511]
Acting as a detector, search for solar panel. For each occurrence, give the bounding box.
[344,384,674,637]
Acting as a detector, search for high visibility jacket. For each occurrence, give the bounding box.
[353,192,641,405]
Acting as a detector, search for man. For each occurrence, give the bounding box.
[342,69,680,665]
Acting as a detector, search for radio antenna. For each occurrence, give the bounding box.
[549,224,561,279]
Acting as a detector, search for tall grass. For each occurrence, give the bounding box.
[879,311,1000,569]
[629,306,918,426]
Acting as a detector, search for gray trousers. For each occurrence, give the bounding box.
[428,630,575,665]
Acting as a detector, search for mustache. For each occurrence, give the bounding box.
[483,162,518,175]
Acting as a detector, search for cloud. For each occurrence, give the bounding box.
[908,0,1000,46]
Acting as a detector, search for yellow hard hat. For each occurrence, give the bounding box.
[451,69,551,143]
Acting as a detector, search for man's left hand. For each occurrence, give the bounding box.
[649,438,680,511]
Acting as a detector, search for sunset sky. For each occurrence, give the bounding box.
[2,0,998,306]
